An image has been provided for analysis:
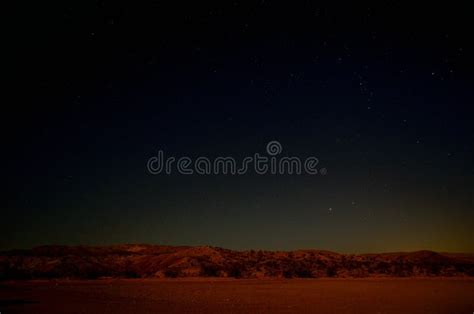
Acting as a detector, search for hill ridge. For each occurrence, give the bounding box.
[1,244,473,279]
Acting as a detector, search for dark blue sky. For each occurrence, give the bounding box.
[5,2,473,252]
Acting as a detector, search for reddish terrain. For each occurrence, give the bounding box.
[1,278,474,313]
[1,244,474,279]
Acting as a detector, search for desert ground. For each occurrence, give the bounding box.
[1,278,473,314]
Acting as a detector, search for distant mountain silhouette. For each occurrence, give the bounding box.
[1,245,473,279]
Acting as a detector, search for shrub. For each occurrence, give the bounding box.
[164,269,180,278]
[200,264,221,277]
[326,267,337,277]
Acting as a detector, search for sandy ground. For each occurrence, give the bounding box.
[1,278,473,313]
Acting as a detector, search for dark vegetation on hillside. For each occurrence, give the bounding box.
[1,245,474,280]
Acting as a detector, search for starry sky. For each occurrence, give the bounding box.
[5,2,474,252]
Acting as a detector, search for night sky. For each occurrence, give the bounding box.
[5,2,474,252]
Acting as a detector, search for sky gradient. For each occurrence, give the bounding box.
[5,2,474,252]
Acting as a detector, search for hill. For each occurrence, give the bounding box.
[1,245,474,279]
